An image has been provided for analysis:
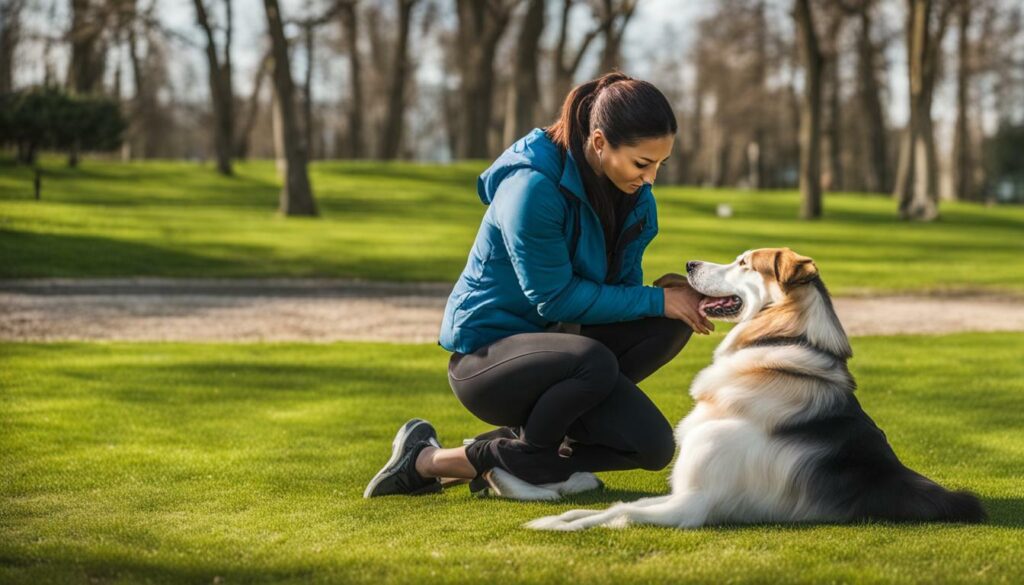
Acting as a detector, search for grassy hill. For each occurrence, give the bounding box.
[2,158,1022,293]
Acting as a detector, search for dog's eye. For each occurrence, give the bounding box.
[738,259,747,267]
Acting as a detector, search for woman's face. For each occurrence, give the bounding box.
[590,130,675,194]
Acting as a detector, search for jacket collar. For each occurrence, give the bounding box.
[558,147,588,202]
[560,145,653,219]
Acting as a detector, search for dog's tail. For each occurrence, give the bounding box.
[867,471,986,524]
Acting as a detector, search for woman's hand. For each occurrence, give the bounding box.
[655,273,714,335]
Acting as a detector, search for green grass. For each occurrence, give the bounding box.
[2,158,1023,293]
[2,333,1022,583]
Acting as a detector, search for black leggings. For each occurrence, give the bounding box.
[447,317,693,484]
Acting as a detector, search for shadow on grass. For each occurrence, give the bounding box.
[0,551,320,585]
[0,227,467,280]
[0,230,237,278]
[523,496,1023,530]
[313,160,484,187]
[981,496,1024,528]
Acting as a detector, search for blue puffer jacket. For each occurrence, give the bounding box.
[437,128,665,354]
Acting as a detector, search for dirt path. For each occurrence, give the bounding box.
[2,278,1023,342]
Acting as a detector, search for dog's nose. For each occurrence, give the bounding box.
[686,261,701,274]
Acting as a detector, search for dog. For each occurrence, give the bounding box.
[526,248,985,530]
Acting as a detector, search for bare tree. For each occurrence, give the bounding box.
[380,0,421,159]
[951,0,973,201]
[552,0,600,115]
[893,0,954,221]
[748,0,768,189]
[503,0,545,145]
[302,13,315,159]
[822,4,847,191]
[192,0,235,175]
[124,0,164,159]
[854,0,890,193]
[795,0,824,219]
[68,0,108,94]
[0,0,26,93]
[235,48,271,159]
[338,0,364,158]
[689,0,799,189]
[594,0,638,74]
[965,1,1022,199]
[264,0,318,216]
[454,0,518,159]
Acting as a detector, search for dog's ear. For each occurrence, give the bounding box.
[653,272,689,288]
[775,248,818,291]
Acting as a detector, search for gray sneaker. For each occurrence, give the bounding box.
[363,418,443,498]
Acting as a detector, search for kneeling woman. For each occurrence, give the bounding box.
[365,72,712,498]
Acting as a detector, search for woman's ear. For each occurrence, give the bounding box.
[590,129,606,155]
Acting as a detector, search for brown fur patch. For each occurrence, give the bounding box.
[750,248,819,293]
[732,286,813,350]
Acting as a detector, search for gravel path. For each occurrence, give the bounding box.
[2,278,1023,342]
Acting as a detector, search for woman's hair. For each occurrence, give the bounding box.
[545,72,678,248]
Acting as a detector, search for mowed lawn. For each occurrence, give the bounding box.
[2,333,1022,584]
[2,158,1023,293]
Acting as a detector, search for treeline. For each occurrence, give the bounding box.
[1,0,1023,219]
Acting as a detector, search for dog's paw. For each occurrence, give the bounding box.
[487,468,562,501]
[540,472,604,496]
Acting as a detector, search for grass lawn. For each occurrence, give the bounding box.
[2,158,1023,294]
[2,333,1022,584]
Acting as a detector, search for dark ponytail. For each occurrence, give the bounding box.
[546,72,677,248]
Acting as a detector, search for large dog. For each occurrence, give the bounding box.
[526,248,985,530]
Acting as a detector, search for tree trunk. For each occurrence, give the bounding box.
[952,0,972,201]
[796,0,824,219]
[68,0,106,94]
[824,10,845,192]
[126,9,148,159]
[856,1,889,194]
[264,0,317,216]
[192,0,234,175]
[750,0,767,189]
[380,0,419,159]
[596,0,638,74]
[0,0,25,94]
[455,0,515,159]
[503,0,545,146]
[339,1,364,158]
[303,22,314,159]
[894,0,951,221]
[710,120,731,188]
[687,82,704,185]
[236,49,270,159]
[68,140,80,168]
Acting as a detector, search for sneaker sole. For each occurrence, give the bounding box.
[363,419,439,498]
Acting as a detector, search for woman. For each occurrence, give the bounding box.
[365,72,713,499]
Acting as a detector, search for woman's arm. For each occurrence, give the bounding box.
[492,169,664,324]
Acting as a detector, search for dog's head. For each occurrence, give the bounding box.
[685,248,819,322]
